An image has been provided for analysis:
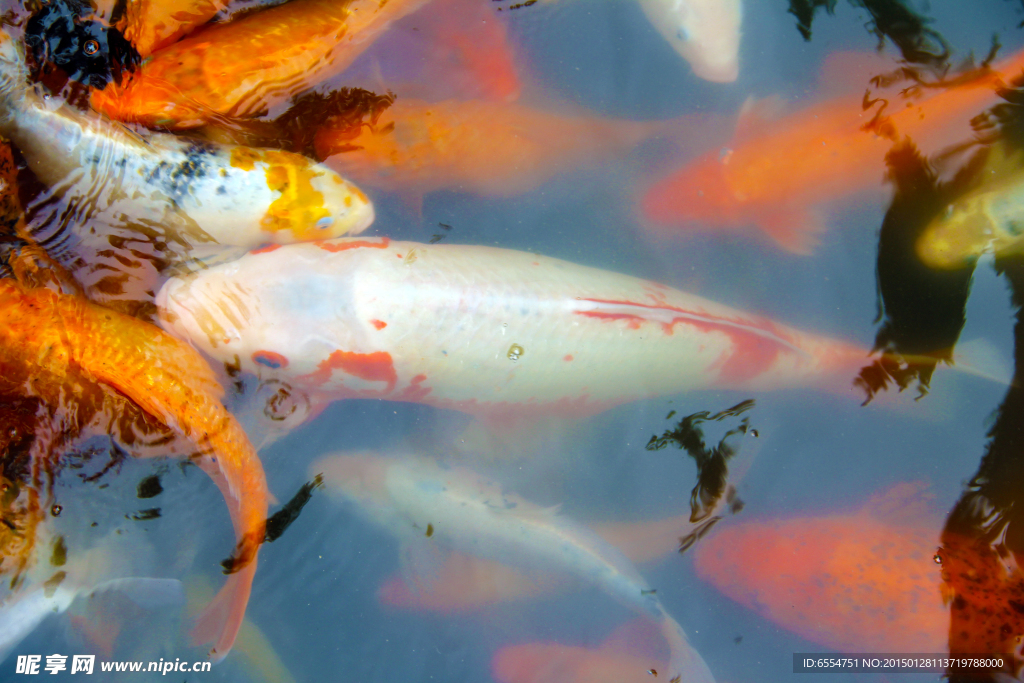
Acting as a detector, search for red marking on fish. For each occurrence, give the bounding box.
[575,297,799,384]
[303,349,397,393]
[371,319,387,330]
[249,243,281,255]
[576,311,645,330]
[398,373,432,401]
[563,355,574,362]
[314,237,390,253]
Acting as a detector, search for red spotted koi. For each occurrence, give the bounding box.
[157,237,869,420]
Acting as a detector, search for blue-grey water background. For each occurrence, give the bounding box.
[9,0,1024,681]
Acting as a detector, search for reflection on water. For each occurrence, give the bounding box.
[2,0,1024,681]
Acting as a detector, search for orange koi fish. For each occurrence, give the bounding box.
[641,47,1024,254]
[90,0,431,129]
[0,279,269,662]
[492,620,670,683]
[693,483,949,653]
[120,0,228,56]
[315,99,719,198]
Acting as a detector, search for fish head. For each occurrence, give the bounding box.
[636,0,742,83]
[157,242,377,395]
[244,149,375,243]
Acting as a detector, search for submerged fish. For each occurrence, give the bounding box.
[0,278,269,662]
[157,237,867,422]
[693,483,948,653]
[90,0,430,130]
[917,143,1024,269]
[0,531,184,664]
[635,0,742,83]
[0,27,372,251]
[378,512,699,611]
[641,48,1024,253]
[313,452,714,683]
[315,99,711,199]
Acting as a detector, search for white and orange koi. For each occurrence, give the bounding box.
[157,237,867,420]
[0,28,373,250]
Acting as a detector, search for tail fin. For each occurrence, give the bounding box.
[660,615,716,683]
[190,560,257,663]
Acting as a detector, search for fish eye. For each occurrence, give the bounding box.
[315,216,335,231]
[83,40,100,56]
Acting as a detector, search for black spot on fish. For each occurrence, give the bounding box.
[136,474,163,499]
[128,508,160,521]
[425,523,434,537]
[264,474,323,543]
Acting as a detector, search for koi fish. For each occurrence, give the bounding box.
[917,142,1024,269]
[641,47,1024,253]
[313,452,715,683]
[635,0,742,83]
[0,27,372,251]
[378,512,698,611]
[157,237,867,423]
[120,0,229,57]
[315,99,716,199]
[0,531,184,664]
[90,0,430,130]
[0,278,269,662]
[693,483,949,653]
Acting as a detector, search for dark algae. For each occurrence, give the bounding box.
[264,474,323,543]
[136,474,163,499]
[645,400,756,552]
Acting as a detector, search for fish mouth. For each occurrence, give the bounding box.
[347,196,376,236]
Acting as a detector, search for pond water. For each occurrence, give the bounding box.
[3,0,1024,682]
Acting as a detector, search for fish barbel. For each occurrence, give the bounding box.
[0,27,373,249]
[314,452,715,683]
[0,278,268,662]
[157,237,867,420]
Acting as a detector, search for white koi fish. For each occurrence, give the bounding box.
[157,237,866,421]
[635,0,742,83]
[313,452,715,683]
[0,28,373,250]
